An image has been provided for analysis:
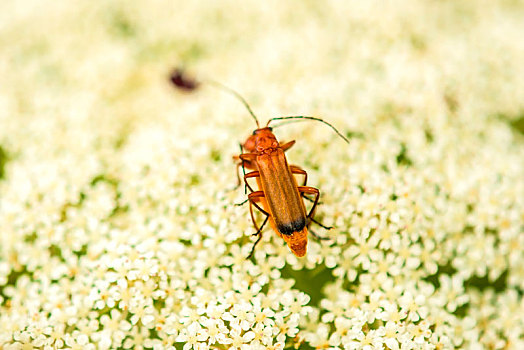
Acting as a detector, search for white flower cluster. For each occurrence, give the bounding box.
[1,0,523,349]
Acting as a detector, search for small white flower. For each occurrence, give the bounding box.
[176,323,208,350]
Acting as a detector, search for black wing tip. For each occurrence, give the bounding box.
[278,218,306,236]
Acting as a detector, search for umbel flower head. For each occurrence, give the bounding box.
[1,0,524,349]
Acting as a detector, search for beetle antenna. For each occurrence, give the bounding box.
[169,68,260,128]
[268,116,350,144]
[206,80,260,128]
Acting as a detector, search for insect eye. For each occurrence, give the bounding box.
[252,130,257,135]
[268,127,273,131]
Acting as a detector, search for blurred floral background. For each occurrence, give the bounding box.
[1,0,523,349]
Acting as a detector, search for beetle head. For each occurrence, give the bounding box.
[251,127,279,152]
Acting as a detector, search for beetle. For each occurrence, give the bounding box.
[170,69,349,257]
[236,116,349,258]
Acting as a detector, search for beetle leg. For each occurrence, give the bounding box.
[290,166,316,204]
[244,171,260,193]
[248,191,264,232]
[280,140,296,152]
[239,153,257,194]
[231,161,243,190]
[301,195,315,203]
[238,145,247,193]
[309,216,333,230]
[246,216,269,259]
[232,144,246,191]
[246,191,270,259]
[235,171,259,204]
[289,165,307,186]
[239,153,257,161]
[235,198,249,206]
[235,154,257,172]
[232,159,255,192]
[309,228,330,241]
[248,191,270,216]
[298,186,333,235]
[298,186,320,218]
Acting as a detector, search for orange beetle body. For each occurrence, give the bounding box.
[238,127,320,257]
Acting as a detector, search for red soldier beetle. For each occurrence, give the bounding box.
[170,70,350,258]
[237,116,349,258]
